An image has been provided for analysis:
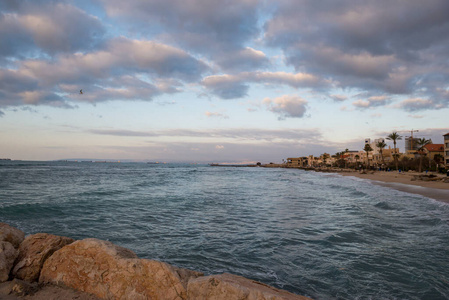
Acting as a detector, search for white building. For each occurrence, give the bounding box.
[364,138,385,155]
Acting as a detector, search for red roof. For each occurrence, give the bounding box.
[444,133,449,136]
[424,144,444,152]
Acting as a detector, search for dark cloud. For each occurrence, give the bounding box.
[396,98,439,112]
[2,0,449,115]
[329,94,347,102]
[99,0,266,72]
[264,0,449,110]
[202,75,250,99]
[0,38,207,110]
[0,2,104,57]
[202,71,328,99]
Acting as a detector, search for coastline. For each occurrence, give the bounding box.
[337,170,449,203]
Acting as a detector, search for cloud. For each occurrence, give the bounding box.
[202,71,328,99]
[201,74,249,99]
[99,0,263,72]
[88,127,323,143]
[264,0,449,110]
[85,126,349,162]
[408,114,424,119]
[0,37,207,110]
[205,111,229,119]
[396,98,439,112]
[329,94,347,102]
[215,47,270,72]
[375,128,449,147]
[263,95,308,120]
[0,2,104,58]
[352,95,391,109]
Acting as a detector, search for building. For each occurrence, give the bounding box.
[444,133,449,167]
[286,157,308,167]
[364,138,385,156]
[319,153,333,166]
[423,144,444,160]
[405,137,419,152]
[423,144,444,170]
[373,146,400,164]
[343,150,364,164]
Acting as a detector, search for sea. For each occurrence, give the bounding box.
[1,161,448,300]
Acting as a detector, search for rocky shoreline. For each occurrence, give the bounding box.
[0,223,311,300]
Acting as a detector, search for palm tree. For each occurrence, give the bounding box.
[386,132,402,171]
[344,148,349,169]
[364,144,373,169]
[355,154,360,166]
[322,153,329,166]
[375,140,387,166]
[416,138,431,172]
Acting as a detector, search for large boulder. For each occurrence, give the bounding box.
[12,233,75,282]
[187,273,312,300]
[39,238,203,300]
[0,223,24,283]
[0,241,17,282]
[0,223,25,249]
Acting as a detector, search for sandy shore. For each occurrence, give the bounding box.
[337,170,449,203]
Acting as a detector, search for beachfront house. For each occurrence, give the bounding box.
[342,151,360,164]
[423,143,444,170]
[423,144,444,160]
[444,133,449,167]
[320,153,333,166]
[307,155,320,167]
[286,157,308,167]
[380,147,400,163]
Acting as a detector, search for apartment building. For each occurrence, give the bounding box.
[444,133,449,167]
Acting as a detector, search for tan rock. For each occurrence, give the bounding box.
[39,238,203,300]
[0,280,101,300]
[187,273,312,300]
[12,233,75,282]
[0,223,25,249]
[0,241,18,282]
[3,278,39,296]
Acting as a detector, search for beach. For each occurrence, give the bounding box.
[338,170,449,203]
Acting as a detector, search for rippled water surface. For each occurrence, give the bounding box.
[1,161,448,299]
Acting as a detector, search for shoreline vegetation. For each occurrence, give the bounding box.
[211,164,449,203]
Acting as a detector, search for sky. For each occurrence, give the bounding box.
[1,0,448,163]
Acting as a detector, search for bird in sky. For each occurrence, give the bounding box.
[79,89,83,94]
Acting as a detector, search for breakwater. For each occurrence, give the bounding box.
[0,223,310,299]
